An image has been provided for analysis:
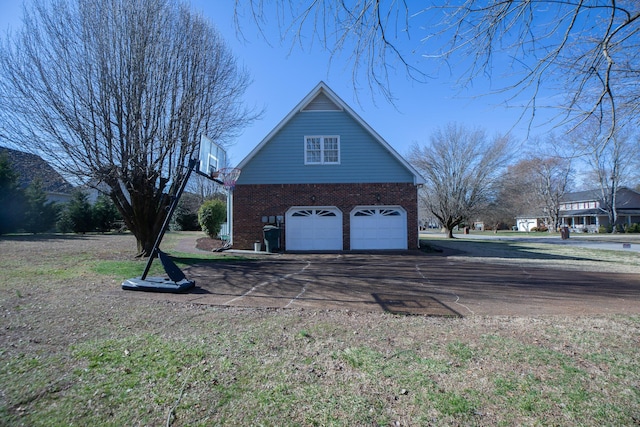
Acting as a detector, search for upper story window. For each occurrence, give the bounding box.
[305,136,340,165]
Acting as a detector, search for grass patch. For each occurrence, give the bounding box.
[422,235,640,272]
[3,310,640,426]
[2,233,640,425]
[90,253,252,281]
[92,259,164,279]
[446,341,474,363]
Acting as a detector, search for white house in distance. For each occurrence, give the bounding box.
[0,146,74,203]
[559,188,640,232]
[231,82,425,251]
[516,187,640,232]
[515,214,547,232]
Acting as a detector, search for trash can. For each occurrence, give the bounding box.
[464,226,470,235]
[263,225,280,253]
[561,226,570,240]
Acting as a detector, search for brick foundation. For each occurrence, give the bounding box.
[232,183,418,250]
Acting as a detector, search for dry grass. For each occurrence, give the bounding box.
[426,233,640,274]
[1,232,639,426]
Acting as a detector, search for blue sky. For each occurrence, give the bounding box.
[0,1,556,167]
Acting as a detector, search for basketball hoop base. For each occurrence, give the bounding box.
[121,277,195,292]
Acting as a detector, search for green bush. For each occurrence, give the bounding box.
[92,194,121,232]
[56,208,74,233]
[0,155,123,235]
[0,152,25,234]
[530,226,548,232]
[59,190,93,233]
[171,200,201,231]
[198,199,226,238]
[23,179,59,233]
[625,223,640,233]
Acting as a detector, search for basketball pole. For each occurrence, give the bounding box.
[140,158,198,280]
[227,186,233,245]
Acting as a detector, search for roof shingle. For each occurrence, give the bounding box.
[0,146,74,194]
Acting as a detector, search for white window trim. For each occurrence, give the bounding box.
[304,135,340,165]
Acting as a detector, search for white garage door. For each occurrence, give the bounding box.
[286,207,343,250]
[350,206,407,250]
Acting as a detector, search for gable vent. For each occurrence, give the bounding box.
[302,91,342,111]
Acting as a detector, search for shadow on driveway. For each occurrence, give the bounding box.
[118,250,640,317]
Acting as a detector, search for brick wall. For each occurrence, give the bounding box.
[232,183,418,250]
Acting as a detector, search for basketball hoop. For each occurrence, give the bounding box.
[217,167,241,190]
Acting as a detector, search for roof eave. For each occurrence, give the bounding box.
[237,82,426,185]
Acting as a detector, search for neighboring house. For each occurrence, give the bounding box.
[516,187,640,232]
[515,215,547,232]
[82,180,115,204]
[0,146,74,203]
[558,187,640,232]
[233,82,425,251]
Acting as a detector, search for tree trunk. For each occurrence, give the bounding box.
[135,231,158,258]
[0,0,255,258]
[445,227,454,238]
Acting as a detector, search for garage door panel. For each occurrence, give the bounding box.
[350,206,407,250]
[286,207,342,250]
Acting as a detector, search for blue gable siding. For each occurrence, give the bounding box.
[237,110,414,185]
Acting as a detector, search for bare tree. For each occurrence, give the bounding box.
[238,1,640,133]
[534,156,574,232]
[492,163,542,230]
[409,123,512,238]
[188,173,225,204]
[570,119,638,232]
[0,0,255,256]
[499,152,573,232]
[476,196,516,233]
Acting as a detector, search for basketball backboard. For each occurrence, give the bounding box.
[198,134,227,178]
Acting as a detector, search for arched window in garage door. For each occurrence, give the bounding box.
[286,207,343,250]
[291,209,337,218]
[350,206,407,250]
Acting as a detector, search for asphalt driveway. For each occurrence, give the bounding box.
[121,250,640,317]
